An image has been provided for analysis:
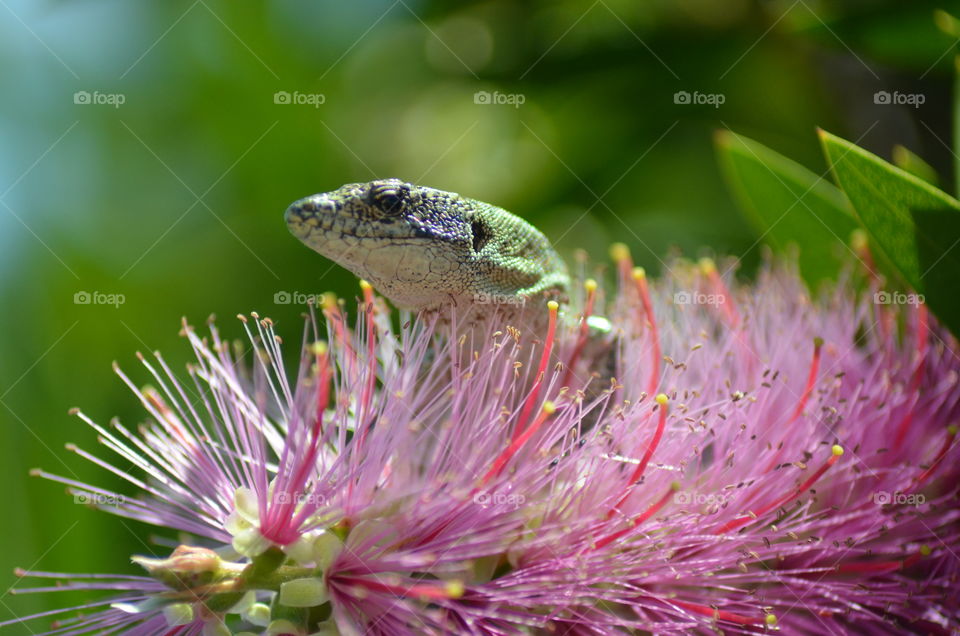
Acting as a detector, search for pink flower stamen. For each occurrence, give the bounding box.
[607,394,669,518]
[894,302,928,446]
[561,279,598,390]
[716,445,844,534]
[763,338,823,473]
[483,401,557,486]
[594,481,678,550]
[512,301,559,441]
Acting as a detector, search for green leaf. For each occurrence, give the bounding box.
[818,128,960,335]
[892,144,939,186]
[912,208,960,332]
[954,55,960,196]
[934,10,960,37]
[715,130,858,284]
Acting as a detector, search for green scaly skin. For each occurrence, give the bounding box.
[284,179,570,311]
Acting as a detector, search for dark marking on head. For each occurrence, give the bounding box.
[471,219,490,253]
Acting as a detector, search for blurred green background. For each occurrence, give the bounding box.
[1,0,955,623]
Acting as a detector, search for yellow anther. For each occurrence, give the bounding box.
[321,292,338,311]
[610,242,631,262]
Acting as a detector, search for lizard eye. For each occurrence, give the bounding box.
[369,183,408,216]
[471,219,490,253]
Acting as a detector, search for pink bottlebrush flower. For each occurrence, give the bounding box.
[8,251,960,635]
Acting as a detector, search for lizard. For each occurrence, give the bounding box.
[284,179,618,433]
[283,179,571,313]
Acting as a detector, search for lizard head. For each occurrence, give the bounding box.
[285,179,568,310]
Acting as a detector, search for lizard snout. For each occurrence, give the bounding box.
[284,195,333,236]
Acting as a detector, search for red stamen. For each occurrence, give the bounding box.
[610,243,634,290]
[790,337,823,423]
[852,231,893,342]
[837,546,929,574]
[513,301,559,441]
[700,258,740,328]
[594,482,678,550]
[357,280,378,445]
[913,425,957,487]
[894,302,928,446]
[716,445,844,534]
[285,343,334,532]
[483,402,556,486]
[561,279,598,390]
[261,344,330,543]
[607,394,669,518]
[409,402,557,549]
[671,600,774,627]
[323,292,359,382]
[763,338,823,473]
[632,268,661,397]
